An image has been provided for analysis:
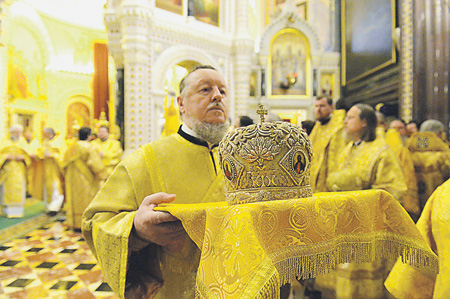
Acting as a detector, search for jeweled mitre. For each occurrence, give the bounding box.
[219,121,313,205]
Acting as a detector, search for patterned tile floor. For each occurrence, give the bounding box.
[0,217,119,299]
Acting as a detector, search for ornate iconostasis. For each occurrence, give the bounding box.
[0,0,340,148]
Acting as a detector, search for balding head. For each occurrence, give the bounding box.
[420,119,445,134]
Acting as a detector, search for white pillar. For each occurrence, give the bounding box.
[232,0,253,118]
[119,0,152,153]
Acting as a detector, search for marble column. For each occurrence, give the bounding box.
[119,0,152,152]
[232,0,253,119]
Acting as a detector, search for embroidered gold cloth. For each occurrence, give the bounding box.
[156,189,438,299]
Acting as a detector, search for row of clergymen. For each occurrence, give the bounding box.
[307,94,450,224]
[244,95,450,298]
[0,124,123,227]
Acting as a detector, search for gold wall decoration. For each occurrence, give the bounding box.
[7,47,32,100]
[319,71,335,98]
[66,102,90,137]
[268,28,311,98]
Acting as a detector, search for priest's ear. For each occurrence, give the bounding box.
[177,95,185,116]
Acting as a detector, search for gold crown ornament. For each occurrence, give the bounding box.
[219,120,313,205]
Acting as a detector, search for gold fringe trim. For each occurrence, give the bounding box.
[269,231,438,286]
[243,258,280,299]
[168,232,438,299]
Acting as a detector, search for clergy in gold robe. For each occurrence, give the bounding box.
[36,127,64,212]
[322,104,407,299]
[385,128,420,219]
[309,95,348,192]
[327,108,406,201]
[91,125,123,178]
[62,127,107,230]
[82,65,230,299]
[406,120,450,212]
[26,130,44,200]
[385,178,450,299]
[0,124,31,218]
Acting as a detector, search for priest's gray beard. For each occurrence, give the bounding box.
[191,119,229,145]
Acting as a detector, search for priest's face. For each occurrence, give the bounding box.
[389,120,407,136]
[406,122,418,137]
[98,127,109,141]
[178,68,229,127]
[344,106,366,140]
[314,97,333,121]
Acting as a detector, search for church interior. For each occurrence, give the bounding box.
[0,0,449,298]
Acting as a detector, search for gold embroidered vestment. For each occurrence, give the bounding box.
[309,110,347,192]
[385,178,450,298]
[82,133,225,299]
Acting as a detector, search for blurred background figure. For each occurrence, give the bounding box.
[406,120,420,137]
[88,132,97,142]
[406,119,450,212]
[25,128,42,199]
[36,127,64,214]
[385,128,420,220]
[61,126,107,230]
[389,119,408,144]
[309,94,347,193]
[376,111,387,139]
[0,124,31,218]
[92,125,123,178]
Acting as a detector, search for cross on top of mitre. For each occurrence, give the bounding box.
[257,104,268,123]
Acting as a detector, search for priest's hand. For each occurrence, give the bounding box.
[133,192,186,252]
